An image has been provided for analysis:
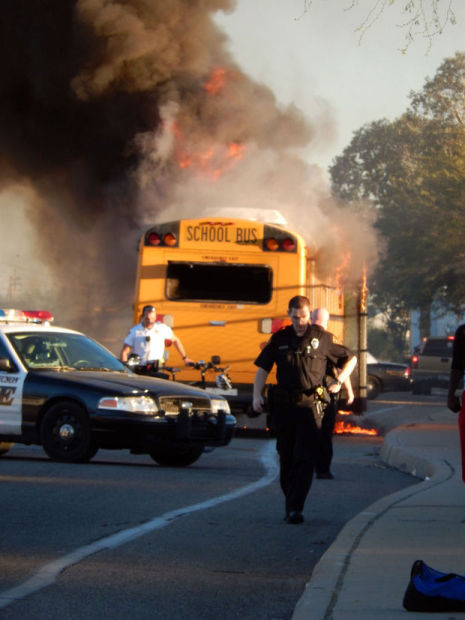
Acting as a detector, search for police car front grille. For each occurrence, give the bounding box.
[158,395,211,415]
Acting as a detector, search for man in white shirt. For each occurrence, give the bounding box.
[120,305,193,368]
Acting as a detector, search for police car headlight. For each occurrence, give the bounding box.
[98,395,158,414]
[210,398,230,414]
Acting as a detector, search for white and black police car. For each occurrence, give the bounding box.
[0,310,235,466]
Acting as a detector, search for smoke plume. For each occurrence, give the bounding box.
[0,0,377,346]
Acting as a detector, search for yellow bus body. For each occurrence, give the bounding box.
[133,217,348,420]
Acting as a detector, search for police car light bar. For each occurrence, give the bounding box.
[0,309,54,323]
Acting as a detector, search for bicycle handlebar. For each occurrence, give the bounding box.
[187,360,230,374]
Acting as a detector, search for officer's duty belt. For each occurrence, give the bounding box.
[274,386,316,403]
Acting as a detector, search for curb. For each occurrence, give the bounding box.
[292,425,451,620]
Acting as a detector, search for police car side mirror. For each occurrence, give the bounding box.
[0,357,13,372]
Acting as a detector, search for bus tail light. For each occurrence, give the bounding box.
[282,237,296,251]
[263,224,297,253]
[144,222,180,248]
[147,231,177,246]
[410,354,419,368]
[261,318,272,333]
[147,232,161,246]
[272,318,286,332]
[163,233,177,246]
[260,317,286,334]
[264,238,279,251]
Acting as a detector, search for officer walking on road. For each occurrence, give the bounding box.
[252,296,356,524]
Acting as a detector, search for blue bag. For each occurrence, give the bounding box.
[403,560,465,612]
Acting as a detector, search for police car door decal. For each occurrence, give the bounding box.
[0,368,25,435]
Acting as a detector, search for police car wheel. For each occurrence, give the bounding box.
[0,442,13,456]
[149,444,204,467]
[41,401,98,463]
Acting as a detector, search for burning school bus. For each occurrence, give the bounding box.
[132,215,367,429]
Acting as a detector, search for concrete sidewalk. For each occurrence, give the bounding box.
[292,407,465,619]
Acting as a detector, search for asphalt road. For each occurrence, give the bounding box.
[0,393,426,620]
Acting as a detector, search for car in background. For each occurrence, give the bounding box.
[0,309,236,466]
[410,336,455,395]
[366,352,412,399]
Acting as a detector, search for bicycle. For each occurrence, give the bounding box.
[186,356,233,392]
[127,354,234,393]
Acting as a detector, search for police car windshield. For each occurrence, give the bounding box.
[7,331,127,372]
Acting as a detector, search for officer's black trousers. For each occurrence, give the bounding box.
[316,399,337,474]
[275,398,319,514]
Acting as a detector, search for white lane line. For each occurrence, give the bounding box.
[368,404,406,415]
[0,441,278,609]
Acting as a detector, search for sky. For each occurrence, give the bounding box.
[214,0,465,171]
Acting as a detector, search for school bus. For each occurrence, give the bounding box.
[132,215,365,428]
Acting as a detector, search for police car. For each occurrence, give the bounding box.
[0,310,236,466]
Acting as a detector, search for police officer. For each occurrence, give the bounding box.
[312,308,355,480]
[252,296,356,524]
[120,305,193,369]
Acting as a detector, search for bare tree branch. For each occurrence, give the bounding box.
[300,1,457,52]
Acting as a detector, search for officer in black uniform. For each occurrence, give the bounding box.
[312,308,355,480]
[252,296,356,524]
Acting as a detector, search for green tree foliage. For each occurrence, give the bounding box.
[368,326,408,362]
[367,298,411,361]
[330,52,465,338]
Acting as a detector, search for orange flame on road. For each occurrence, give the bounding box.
[334,420,378,435]
[334,412,378,436]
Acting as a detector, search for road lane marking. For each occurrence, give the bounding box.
[368,404,406,415]
[0,441,278,609]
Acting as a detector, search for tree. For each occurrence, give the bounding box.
[330,53,465,340]
[302,0,457,51]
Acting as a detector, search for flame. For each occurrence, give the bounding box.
[174,139,245,179]
[204,67,228,95]
[334,420,378,436]
[360,262,368,313]
[170,67,246,179]
[334,251,352,289]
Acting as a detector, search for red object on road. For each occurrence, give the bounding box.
[460,392,465,483]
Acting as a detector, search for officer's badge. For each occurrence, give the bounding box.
[310,338,320,349]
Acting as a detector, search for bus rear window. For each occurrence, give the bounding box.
[166,262,273,304]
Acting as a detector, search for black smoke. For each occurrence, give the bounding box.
[0,0,377,346]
